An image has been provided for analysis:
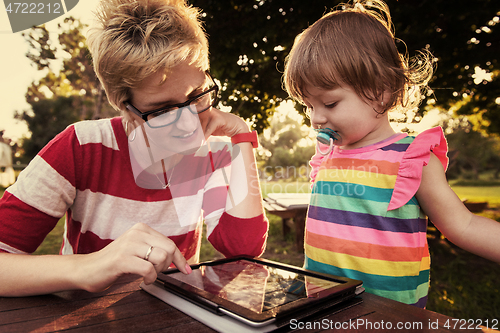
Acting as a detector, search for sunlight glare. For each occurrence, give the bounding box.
[472,66,493,85]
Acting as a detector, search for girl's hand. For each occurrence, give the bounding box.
[75,223,191,293]
[202,108,250,139]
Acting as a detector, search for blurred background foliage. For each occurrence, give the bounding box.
[4,0,499,178]
[1,0,499,321]
[194,0,500,134]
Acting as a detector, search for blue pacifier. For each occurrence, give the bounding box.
[314,128,340,155]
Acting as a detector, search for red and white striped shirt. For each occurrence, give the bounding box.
[0,117,268,262]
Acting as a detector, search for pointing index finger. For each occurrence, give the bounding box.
[171,246,192,275]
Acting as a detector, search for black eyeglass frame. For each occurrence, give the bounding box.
[123,72,219,128]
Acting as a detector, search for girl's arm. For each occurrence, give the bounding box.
[416,153,500,263]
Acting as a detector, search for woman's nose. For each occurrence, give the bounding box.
[175,106,199,132]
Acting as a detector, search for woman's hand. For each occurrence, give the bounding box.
[202,108,250,139]
[76,223,191,293]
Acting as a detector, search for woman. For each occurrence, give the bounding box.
[0,0,268,296]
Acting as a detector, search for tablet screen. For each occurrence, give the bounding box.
[165,259,342,314]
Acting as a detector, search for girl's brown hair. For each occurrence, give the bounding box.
[284,0,433,115]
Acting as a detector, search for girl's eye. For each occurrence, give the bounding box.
[325,102,338,108]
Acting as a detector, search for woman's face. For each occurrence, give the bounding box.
[128,62,213,155]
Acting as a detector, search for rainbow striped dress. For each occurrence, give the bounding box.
[304,127,448,308]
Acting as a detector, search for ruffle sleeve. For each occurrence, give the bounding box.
[387,127,448,211]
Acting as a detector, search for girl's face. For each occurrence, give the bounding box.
[304,84,394,150]
[128,62,212,154]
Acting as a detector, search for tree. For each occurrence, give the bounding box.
[443,117,500,180]
[191,0,330,131]
[15,1,500,163]
[387,0,500,134]
[192,0,500,133]
[22,18,110,118]
[16,17,115,161]
[16,96,81,164]
[257,106,315,180]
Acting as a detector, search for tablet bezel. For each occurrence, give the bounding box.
[156,256,362,326]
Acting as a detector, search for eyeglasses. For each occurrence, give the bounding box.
[124,73,219,128]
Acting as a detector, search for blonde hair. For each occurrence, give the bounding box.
[87,0,209,111]
[283,0,433,115]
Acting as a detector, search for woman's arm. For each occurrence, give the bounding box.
[0,223,190,297]
[203,108,264,218]
[416,153,500,263]
[200,109,268,257]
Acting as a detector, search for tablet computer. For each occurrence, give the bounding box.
[155,256,363,327]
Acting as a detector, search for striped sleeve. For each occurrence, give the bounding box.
[201,139,268,257]
[0,124,80,253]
[208,212,268,258]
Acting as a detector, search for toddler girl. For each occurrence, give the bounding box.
[283,0,500,308]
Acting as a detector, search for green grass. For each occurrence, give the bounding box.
[427,233,500,320]
[426,184,500,320]
[2,179,500,320]
[32,217,65,255]
[451,186,500,206]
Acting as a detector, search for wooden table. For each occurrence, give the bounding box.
[1,274,496,333]
[263,193,310,250]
